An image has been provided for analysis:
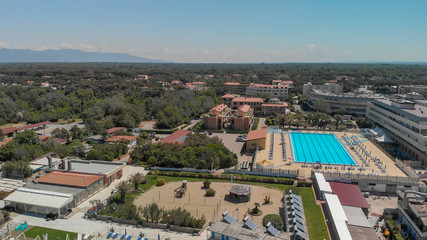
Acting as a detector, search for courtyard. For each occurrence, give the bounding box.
[134,181,283,226]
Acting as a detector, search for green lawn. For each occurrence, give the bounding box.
[133,174,329,240]
[296,188,329,240]
[25,227,77,240]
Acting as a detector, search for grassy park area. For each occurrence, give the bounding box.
[25,227,77,240]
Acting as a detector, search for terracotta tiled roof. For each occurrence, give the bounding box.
[232,97,264,103]
[222,94,235,98]
[224,82,240,86]
[157,129,191,144]
[237,104,251,113]
[106,127,125,134]
[211,104,228,112]
[246,128,267,141]
[0,138,13,147]
[105,135,137,142]
[1,127,16,135]
[17,121,52,131]
[35,171,103,187]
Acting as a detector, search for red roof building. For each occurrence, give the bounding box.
[329,182,370,209]
[246,128,268,152]
[35,171,104,188]
[1,127,16,135]
[16,121,52,132]
[157,129,192,144]
[246,128,268,141]
[105,127,126,134]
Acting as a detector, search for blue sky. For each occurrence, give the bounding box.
[0,0,426,63]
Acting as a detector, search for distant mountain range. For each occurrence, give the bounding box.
[0,48,168,63]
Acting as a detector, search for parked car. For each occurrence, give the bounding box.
[45,212,58,221]
[236,136,246,142]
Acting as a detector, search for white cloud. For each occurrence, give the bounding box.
[0,41,9,48]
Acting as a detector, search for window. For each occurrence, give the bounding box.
[369,183,376,186]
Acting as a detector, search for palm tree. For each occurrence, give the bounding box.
[130,172,145,191]
[115,180,132,203]
[333,114,343,130]
[253,202,261,214]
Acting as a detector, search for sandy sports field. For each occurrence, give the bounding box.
[134,182,283,226]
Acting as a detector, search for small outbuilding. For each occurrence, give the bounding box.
[229,185,252,200]
[4,187,73,215]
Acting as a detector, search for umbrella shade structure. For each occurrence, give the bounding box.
[259,159,273,166]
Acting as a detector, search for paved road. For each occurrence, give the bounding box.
[257,118,267,130]
[36,122,85,136]
[183,119,201,130]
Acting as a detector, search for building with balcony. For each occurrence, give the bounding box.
[230,97,264,113]
[204,104,231,130]
[397,190,427,240]
[366,99,427,165]
[272,80,293,88]
[261,98,289,116]
[232,104,254,131]
[246,83,289,98]
[224,82,248,94]
[204,103,254,131]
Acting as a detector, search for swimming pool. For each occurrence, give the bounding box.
[290,132,357,165]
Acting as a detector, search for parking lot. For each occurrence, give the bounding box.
[211,132,252,168]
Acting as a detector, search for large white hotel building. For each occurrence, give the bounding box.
[367,99,427,165]
[303,82,383,116]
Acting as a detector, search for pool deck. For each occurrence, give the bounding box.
[255,130,407,178]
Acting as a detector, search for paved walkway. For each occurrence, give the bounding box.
[257,118,267,130]
[78,166,147,209]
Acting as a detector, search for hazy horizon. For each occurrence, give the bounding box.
[1,0,426,63]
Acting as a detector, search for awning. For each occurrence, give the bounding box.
[4,187,73,209]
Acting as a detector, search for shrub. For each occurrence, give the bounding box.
[262,214,284,230]
[250,203,261,215]
[297,181,312,187]
[147,170,295,185]
[156,178,165,186]
[161,207,206,228]
[203,179,211,189]
[264,196,271,204]
[205,188,216,197]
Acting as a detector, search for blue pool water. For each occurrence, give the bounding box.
[290,132,357,165]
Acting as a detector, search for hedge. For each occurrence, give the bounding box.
[251,117,260,130]
[226,130,249,134]
[297,182,312,187]
[148,170,294,185]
